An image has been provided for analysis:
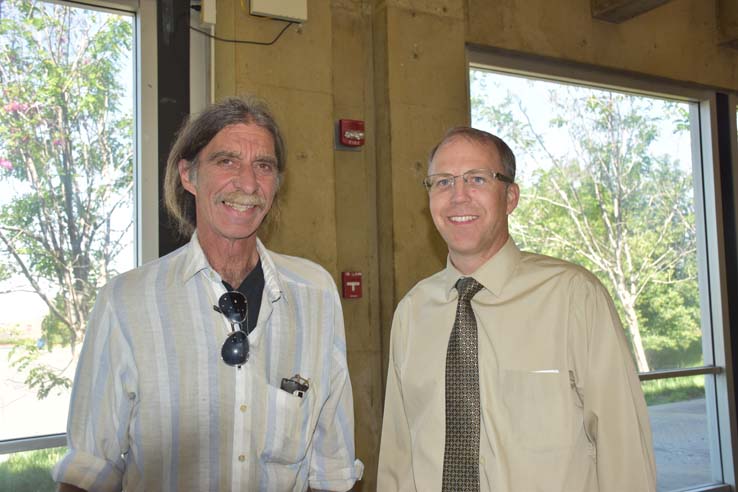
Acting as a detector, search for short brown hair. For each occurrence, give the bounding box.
[428,127,516,180]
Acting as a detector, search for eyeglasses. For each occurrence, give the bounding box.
[422,168,513,193]
[214,291,249,367]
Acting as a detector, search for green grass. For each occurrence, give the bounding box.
[642,375,705,406]
[0,337,34,346]
[0,337,25,345]
[0,447,65,492]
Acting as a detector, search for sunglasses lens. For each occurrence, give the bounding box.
[221,330,249,366]
[218,292,247,324]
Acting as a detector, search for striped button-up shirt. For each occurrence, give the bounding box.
[53,234,363,491]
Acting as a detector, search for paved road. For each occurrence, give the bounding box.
[0,345,72,442]
[650,398,717,491]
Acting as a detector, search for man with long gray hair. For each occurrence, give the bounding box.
[54,96,363,492]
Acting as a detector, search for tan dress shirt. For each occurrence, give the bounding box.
[377,239,656,492]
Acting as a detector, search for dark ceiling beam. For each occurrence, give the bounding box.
[591,0,673,23]
[717,0,738,49]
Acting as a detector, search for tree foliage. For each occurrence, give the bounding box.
[0,0,134,397]
[472,72,701,372]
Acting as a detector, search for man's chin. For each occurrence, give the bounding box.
[199,224,262,244]
[443,236,483,254]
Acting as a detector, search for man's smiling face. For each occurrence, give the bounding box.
[428,136,519,274]
[179,122,279,249]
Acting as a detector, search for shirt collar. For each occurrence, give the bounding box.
[440,237,521,299]
[181,231,211,282]
[255,237,285,304]
[180,232,284,304]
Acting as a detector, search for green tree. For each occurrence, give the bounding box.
[0,0,134,398]
[472,73,699,372]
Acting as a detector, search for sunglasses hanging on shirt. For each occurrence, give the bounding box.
[214,291,249,367]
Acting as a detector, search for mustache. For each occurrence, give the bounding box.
[219,191,266,208]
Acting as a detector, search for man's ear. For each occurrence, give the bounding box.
[506,182,520,215]
[178,159,197,195]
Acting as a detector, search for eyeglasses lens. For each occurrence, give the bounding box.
[217,291,249,366]
[218,292,247,323]
[221,329,249,366]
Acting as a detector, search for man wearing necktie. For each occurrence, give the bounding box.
[377,127,656,491]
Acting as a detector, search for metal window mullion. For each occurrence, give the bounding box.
[639,365,723,381]
[0,434,66,455]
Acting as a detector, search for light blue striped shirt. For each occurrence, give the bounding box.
[53,234,363,491]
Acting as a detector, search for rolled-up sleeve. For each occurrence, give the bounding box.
[52,285,138,492]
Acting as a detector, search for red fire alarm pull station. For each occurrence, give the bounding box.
[341,271,362,299]
[339,119,365,147]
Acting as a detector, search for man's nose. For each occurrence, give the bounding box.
[233,163,258,193]
[449,176,471,202]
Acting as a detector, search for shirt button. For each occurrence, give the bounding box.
[240,404,247,412]
[480,456,486,465]
[238,455,246,462]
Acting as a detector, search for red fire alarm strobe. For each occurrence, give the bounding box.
[341,271,362,299]
[338,119,365,147]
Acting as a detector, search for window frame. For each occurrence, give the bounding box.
[0,0,158,455]
[468,45,738,490]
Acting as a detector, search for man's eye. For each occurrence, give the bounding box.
[435,177,452,188]
[468,174,488,185]
[254,161,276,174]
[217,158,234,166]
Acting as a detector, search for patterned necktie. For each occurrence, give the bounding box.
[442,277,484,491]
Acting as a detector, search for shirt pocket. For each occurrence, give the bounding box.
[262,383,313,465]
[498,369,576,451]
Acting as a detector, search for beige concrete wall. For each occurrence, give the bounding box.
[213,0,738,487]
[467,0,738,90]
[331,2,383,489]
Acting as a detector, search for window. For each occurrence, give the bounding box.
[470,52,735,491]
[0,0,157,485]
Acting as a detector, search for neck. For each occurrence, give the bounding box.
[450,236,509,275]
[450,256,484,276]
[198,233,260,287]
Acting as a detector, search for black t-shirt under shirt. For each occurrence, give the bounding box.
[222,259,264,334]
